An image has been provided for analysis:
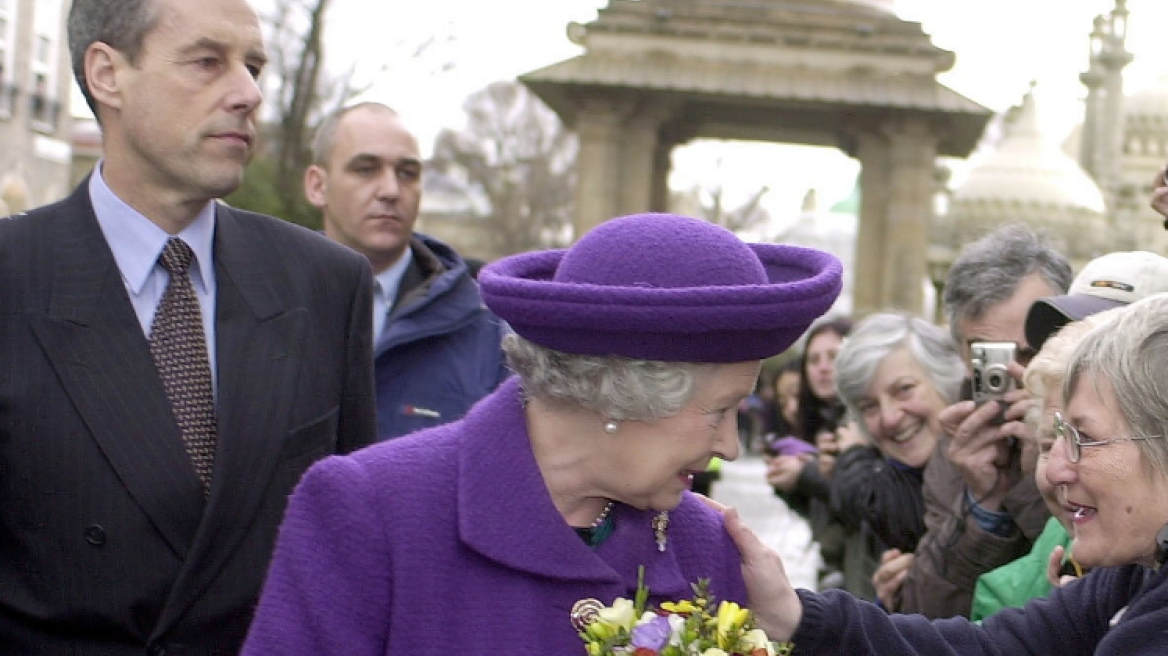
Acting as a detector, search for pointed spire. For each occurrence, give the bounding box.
[1004,81,1041,139]
[801,188,818,214]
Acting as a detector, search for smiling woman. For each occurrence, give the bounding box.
[241,212,843,655]
[829,312,964,553]
[710,292,1168,656]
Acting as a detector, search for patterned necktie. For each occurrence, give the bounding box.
[149,237,217,495]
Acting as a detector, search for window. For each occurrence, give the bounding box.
[0,0,16,119]
[29,0,61,131]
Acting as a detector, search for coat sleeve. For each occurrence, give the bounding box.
[241,455,391,656]
[337,255,377,454]
[790,566,1141,655]
[830,447,925,553]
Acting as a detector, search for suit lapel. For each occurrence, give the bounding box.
[153,205,306,637]
[30,189,205,557]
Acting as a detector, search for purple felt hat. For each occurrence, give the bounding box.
[478,213,843,363]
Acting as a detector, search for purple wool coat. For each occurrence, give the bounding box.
[241,378,747,655]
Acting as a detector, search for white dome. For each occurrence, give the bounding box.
[1124,72,1168,122]
[953,91,1106,213]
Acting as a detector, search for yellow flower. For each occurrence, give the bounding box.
[701,649,729,656]
[716,600,751,642]
[660,599,699,614]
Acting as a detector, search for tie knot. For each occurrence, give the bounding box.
[159,238,195,275]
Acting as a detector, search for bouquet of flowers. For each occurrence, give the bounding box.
[573,567,794,656]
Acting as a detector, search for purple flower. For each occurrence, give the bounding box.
[631,615,672,650]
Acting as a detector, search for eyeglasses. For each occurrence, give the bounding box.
[1051,411,1160,464]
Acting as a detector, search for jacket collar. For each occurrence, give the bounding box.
[456,378,688,596]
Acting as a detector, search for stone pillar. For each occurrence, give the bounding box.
[852,131,890,317]
[618,104,672,215]
[881,118,938,314]
[652,122,697,212]
[573,100,626,238]
[650,139,673,212]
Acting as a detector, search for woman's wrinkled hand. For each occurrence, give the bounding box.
[698,496,804,641]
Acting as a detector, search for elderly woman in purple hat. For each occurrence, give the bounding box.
[241,213,841,654]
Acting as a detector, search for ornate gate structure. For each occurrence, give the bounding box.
[521,0,990,315]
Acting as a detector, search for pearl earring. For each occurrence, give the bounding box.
[603,420,619,434]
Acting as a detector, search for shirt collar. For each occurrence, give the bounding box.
[373,245,413,308]
[90,161,217,294]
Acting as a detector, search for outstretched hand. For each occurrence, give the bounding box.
[697,495,804,641]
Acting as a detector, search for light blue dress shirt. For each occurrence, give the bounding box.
[88,163,219,396]
[372,246,412,345]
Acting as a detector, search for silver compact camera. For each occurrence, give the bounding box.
[970,341,1017,405]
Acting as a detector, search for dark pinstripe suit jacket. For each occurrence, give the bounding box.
[0,183,377,654]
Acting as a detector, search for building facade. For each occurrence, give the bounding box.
[0,0,73,215]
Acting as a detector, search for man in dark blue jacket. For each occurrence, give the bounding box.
[306,102,509,440]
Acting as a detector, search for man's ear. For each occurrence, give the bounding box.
[304,165,328,208]
[85,43,124,113]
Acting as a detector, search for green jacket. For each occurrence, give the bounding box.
[970,517,1071,621]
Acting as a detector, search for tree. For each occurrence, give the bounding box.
[226,1,457,228]
[429,81,577,256]
[670,154,772,234]
[224,0,334,228]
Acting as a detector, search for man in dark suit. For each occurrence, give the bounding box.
[0,0,375,652]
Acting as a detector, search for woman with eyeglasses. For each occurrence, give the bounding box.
[707,292,1168,655]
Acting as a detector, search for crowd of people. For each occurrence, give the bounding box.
[5,0,1168,653]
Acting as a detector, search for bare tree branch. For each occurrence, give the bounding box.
[429,81,576,255]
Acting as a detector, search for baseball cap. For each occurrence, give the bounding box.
[1026,251,1168,351]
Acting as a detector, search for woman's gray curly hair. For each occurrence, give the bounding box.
[502,333,709,421]
[834,312,964,442]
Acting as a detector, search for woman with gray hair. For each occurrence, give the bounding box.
[709,293,1168,655]
[242,213,842,654]
[829,313,964,560]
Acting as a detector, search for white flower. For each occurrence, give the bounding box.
[742,629,777,655]
[597,597,636,630]
[667,614,686,646]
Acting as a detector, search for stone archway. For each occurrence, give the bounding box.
[521,0,990,316]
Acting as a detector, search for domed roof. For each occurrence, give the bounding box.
[1124,72,1168,121]
[951,90,1105,213]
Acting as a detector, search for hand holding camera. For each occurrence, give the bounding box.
[970,342,1017,412]
[942,343,1037,510]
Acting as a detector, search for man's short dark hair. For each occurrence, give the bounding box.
[942,223,1072,346]
[68,0,160,121]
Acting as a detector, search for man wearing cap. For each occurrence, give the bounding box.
[1027,251,1168,352]
[965,250,1168,620]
